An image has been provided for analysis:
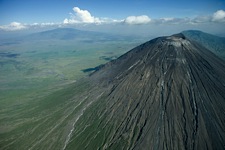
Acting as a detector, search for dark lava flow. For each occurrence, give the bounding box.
[65,33,225,150]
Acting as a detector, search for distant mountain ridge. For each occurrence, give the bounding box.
[183,30,225,60]
[22,28,126,42]
[0,28,132,44]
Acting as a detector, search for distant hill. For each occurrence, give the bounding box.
[26,28,118,41]
[182,30,225,60]
[0,28,131,45]
[22,28,126,42]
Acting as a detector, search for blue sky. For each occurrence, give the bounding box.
[0,0,225,35]
[1,0,225,24]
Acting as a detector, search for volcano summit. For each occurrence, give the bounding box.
[63,33,225,150]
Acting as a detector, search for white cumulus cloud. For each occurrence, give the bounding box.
[2,9,225,32]
[124,15,151,25]
[0,22,27,31]
[212,10,225,22]
[64,7,101,24]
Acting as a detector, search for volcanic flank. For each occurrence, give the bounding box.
[64,33,225,150]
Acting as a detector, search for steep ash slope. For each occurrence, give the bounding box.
[65,34,225,150]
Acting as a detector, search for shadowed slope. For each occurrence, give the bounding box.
[65,34,225,150]
[183,30,225,60]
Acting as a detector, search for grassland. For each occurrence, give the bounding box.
[0,35,142,149]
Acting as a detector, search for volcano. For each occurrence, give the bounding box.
[64,33,225,150]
